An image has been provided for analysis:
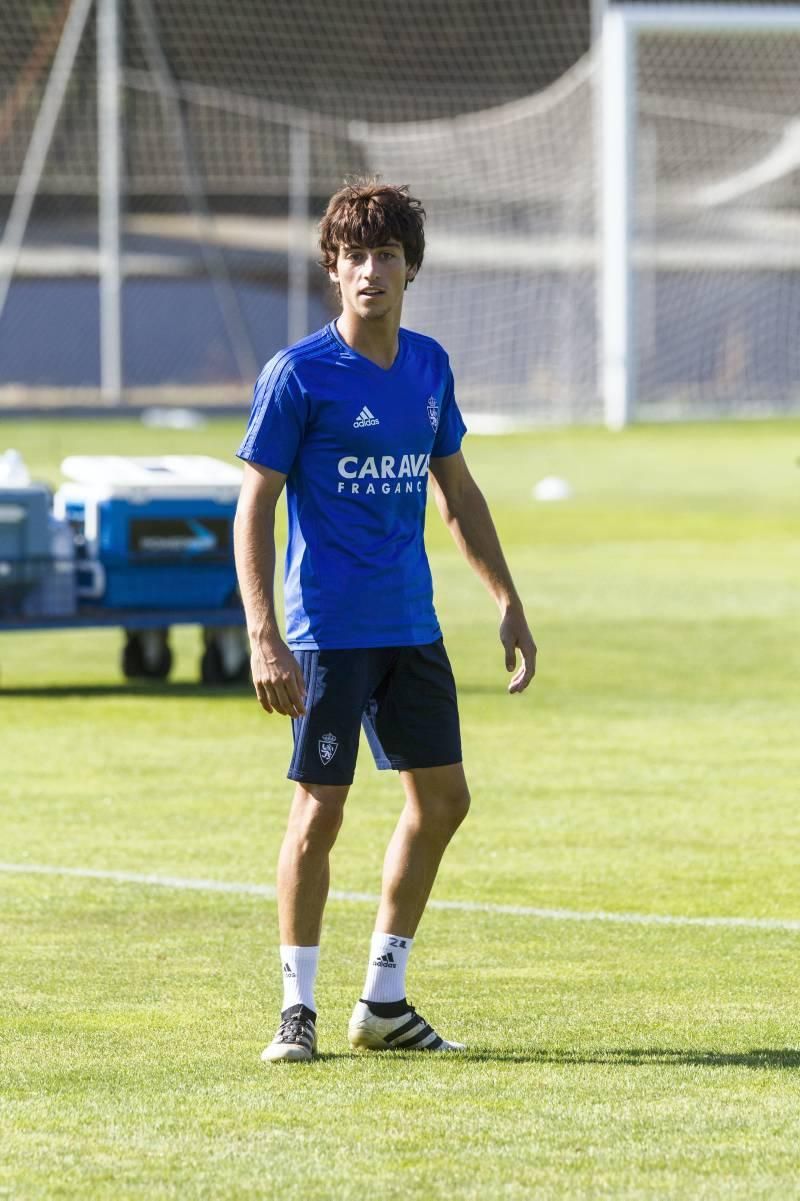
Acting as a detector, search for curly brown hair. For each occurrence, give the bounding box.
[318,179,426,279]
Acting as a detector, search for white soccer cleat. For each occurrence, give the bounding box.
[348,1001,465,1052]
[261,1005,318,1063]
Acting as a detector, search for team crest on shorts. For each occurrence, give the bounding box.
[427,395,439,432]
[318,732,339,765]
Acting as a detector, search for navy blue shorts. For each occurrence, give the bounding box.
[288,639,462,786]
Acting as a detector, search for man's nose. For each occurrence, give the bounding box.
[362,255,380,277]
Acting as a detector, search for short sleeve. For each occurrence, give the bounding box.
[431,366,467,458]
[236,356,309,473]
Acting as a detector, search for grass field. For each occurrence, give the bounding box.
[2,416,800,1199]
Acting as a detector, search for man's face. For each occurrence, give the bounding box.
[330,240,416,322]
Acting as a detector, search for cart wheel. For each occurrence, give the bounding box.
[145,643,173,681]
[232,656,251,684]
[122,630,173,681]
[122,633,146,679]
[200,641,225,685]
[200,627,250,686]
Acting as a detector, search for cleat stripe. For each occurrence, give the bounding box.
[416,1030,440,1049]
[395,1023,435,1049]
[383,1015,423,1044]
[427,1036,445,1050]
[274,1020,315,1050]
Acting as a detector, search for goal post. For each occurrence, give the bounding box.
[601,6,636,430]
[602,4,800,428]
[97,0,123,404]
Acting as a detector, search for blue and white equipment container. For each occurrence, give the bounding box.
[53,456,243,610]
[0,447,76,620]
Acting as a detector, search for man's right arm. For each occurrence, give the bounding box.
[233,461,306,717]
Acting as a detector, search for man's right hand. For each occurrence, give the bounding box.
[250,637,307,717]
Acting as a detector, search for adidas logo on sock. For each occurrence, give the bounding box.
[283,962,297,978]
[372,952,396,968]
[353,406,380,428]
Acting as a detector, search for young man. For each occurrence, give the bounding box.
[234,180,536,1062]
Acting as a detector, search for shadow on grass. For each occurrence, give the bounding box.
[1,677,523,700]
[0,682,252,699]
[283,1048,800,1069]
[455,1048,800,1069]
[275,1048,800,1070]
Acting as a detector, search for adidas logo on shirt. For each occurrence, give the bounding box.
[353,406,380,428]
[372,952,397,968]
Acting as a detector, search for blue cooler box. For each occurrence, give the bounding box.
[0,485,51,617]
[54,456,243,611]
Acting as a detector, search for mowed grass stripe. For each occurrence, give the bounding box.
[3,862,800,932]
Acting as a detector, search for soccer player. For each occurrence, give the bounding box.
[234,179,536,1062]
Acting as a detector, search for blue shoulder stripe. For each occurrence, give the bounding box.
[240,328,336,456]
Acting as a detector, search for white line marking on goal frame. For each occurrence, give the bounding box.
[2,862,799,933]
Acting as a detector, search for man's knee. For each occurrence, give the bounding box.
[425,788,470,841]
[441,780,471,832]
[287,783,348,853]
[405,766,471,837]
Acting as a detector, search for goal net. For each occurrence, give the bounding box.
[614,5,800,423]
[1,1,800,424]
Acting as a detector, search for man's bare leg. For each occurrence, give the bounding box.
[277,781,349,945]
[376,763,471,937]
[349,763,470,1051]
[262,782,348,1062]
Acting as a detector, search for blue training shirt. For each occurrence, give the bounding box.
[237,320,467,649]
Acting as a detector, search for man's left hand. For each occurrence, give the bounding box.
[500,607,537,694]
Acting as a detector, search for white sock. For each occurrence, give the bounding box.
[361,931,413,1004]
[280,945,319,1014]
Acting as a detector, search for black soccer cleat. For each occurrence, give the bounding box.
[261,1004,318,1062]
[348,999,465,1052]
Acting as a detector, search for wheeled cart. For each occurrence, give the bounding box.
[0,455,250,686]
[0,607,249,685]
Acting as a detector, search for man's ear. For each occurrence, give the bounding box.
[329,269,339,285]
[405,265,418,285]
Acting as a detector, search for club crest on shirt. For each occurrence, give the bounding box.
[427,395,439,432]
[318,732,338,765]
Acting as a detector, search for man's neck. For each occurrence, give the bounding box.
[335,311,401,371]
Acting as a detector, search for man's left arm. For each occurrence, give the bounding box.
[429,450,537,694]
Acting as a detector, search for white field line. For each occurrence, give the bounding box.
[2,862,800,933]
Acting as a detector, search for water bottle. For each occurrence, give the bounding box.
[0,449,31,487]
